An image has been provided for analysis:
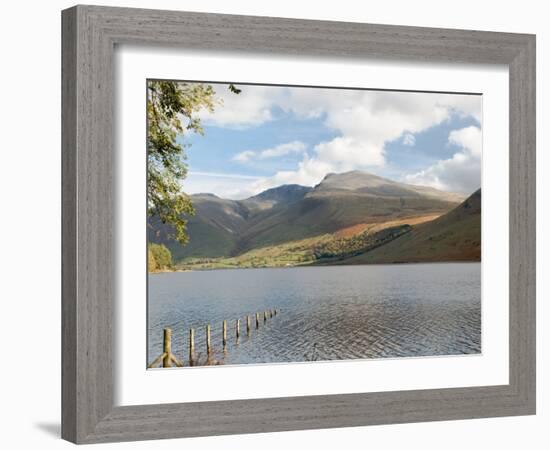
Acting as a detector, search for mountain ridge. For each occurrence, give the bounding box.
[339,188,481,265]
[313,170,464,203]
[148,170,471,263]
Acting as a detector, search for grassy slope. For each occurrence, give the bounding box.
[149,195,248,260]
[149,172,466,263]
[237,193,457,252]
[176,214,442,270]
[340,189,481,264]
[154,194,457,261]
[177,234,329,270]
[149,215,240,260]
[178,189,482,270]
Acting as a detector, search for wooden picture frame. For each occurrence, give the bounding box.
[62,5,536,444]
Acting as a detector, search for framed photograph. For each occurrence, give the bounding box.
[62,5,536,444]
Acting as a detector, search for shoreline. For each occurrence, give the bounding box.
[148,259,481,274]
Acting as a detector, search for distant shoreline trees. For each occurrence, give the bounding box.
[148,243,173,272]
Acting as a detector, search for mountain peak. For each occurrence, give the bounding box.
[316,170,393,191]
[320,170,373,181]
[313,170,464,203]
[192,193,219,198]
[247,184,313,205]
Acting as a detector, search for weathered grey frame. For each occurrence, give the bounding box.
[61,4,536,444]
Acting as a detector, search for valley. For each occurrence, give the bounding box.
[148,170,481,270]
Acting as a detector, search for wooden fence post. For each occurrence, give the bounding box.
[149,308,282,368]
[163,328,172,368]
[206,324,211,354]
[189,328,195,363]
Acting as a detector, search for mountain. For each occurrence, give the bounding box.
[148,184,313,260]
[148,170,469,263]
[148,194,246,261]
[241,184,313,211]
[235,172,464,252]
[315,170,464,202]
[339,188,481,264]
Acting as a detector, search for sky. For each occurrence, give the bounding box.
[176,82,482,200]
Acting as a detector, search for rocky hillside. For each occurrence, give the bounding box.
[148,170,470,263]
[340,189,481,264]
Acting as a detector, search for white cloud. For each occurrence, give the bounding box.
[314,137,385,171]
[224,154,335,199]
[444,95,482,122]
[192,85,482,197]
[183,172,262,197]
[233,140,307,163]
[207,124,483,199]
[402,133,416,146]
[449,126,481,156]
[243,90,479,195]
[405,126,481,194]
[232,151,256,163]
[188,171,259,180]
[199,86,276,128]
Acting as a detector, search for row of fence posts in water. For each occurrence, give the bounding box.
[148,308,279,368]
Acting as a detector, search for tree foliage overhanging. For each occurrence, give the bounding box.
[147,80,216,244]
[147,81,240,245]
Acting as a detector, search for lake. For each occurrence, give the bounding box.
[148,262,481,366]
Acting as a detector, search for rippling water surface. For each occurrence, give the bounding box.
[148,263,481,366]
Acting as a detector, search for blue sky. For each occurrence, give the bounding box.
[183,111,338,179]
[176,83,482,199]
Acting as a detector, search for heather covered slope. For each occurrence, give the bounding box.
[340,189,481,264]
[148,170,470,263]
